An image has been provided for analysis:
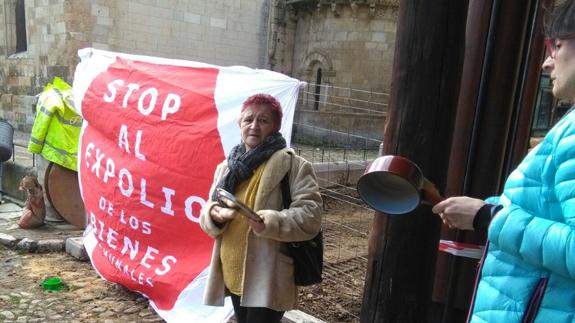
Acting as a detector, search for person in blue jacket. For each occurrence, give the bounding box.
[432,1,575,322]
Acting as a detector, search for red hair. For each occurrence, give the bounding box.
[241,93,283,131]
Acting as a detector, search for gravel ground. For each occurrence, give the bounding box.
[0,245,164,322]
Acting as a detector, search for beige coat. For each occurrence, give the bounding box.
[199,148,322,311]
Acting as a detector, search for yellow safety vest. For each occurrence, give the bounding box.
[28,77,82,171]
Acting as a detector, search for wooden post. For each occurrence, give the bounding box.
[360,1,468,322]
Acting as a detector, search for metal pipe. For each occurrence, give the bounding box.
[502,0,541,180]
[463,0,501,194]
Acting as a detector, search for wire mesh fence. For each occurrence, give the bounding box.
[298,82,388,115]
[291,83,387,322]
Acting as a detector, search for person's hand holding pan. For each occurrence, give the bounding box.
[216,188,264,223]
[357,155,443,215]
[210,204,239,225]
[432,196,486,230]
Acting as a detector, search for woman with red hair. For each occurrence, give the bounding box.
[200,93,322,323]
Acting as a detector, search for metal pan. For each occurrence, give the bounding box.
[216,188,263,223]
[356,155,443,215]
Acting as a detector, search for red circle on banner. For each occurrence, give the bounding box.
[80,58,224,309]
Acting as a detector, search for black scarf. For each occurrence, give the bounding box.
[212,132,287,201]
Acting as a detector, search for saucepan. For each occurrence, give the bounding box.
[357,155,443,215]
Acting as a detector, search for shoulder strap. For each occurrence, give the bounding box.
[281,152,294,209]
[281,172,291,209]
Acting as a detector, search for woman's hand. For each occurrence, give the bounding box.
[248,218,265,233]
[432,196,486,230]
[210,204,239,224]
[249,210,272,233]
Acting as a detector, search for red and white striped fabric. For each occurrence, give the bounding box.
[72,48,303,322]
[438,240,485,260]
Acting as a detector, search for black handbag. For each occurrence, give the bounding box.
[280,172,323,286]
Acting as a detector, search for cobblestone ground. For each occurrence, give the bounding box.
[0,245,164,322]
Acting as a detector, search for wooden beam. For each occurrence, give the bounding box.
[361,1,468,321]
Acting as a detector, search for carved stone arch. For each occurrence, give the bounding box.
[300,51,335,81]
[299,51,335,111]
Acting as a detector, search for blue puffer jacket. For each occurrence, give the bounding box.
[469,110,575,322]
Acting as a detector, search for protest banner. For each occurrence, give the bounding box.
[73,48,302,322]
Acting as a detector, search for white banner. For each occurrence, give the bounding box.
[74,48,302,322]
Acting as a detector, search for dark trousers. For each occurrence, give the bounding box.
[230,293,285,323]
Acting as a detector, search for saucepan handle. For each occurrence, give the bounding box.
[421,177,443,206]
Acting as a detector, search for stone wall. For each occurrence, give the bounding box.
[91,0,270,67]
[1,0,397,145]
[269,1,397,145]
[0,0,93,132]
[0,0,272,132]
[270,1,397,97]
[1,1,87,132]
